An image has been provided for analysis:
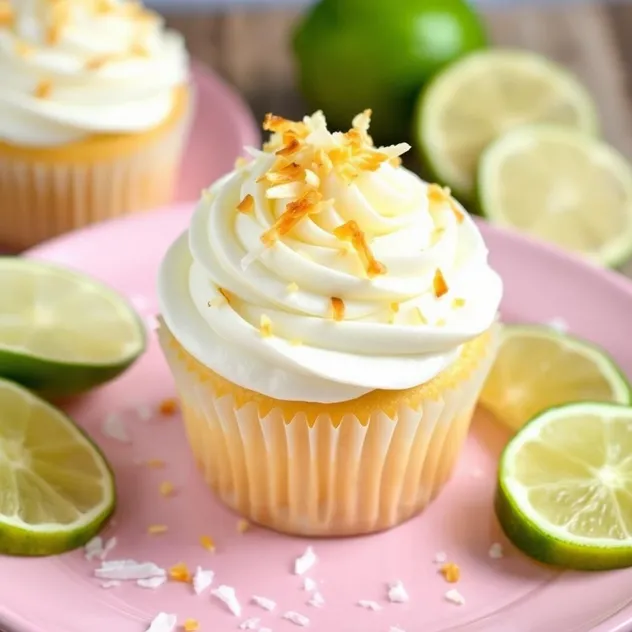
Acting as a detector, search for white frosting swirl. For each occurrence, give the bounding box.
[0,0,189,146]
[159,112,503,403]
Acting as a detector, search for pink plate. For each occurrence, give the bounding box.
[174,61,260,202]
[2,206,632,632]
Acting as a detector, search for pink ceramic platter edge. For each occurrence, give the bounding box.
[0,205,629,632]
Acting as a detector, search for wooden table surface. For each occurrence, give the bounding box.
[165,1,632,278]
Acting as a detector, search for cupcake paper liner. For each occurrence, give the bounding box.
[159,322,497,537]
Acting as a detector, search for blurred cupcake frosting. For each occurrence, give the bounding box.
[0,0,189,146]
[160,111,503,403]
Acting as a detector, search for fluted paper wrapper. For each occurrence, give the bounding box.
[0,94,192,251]
[159,323,497,537]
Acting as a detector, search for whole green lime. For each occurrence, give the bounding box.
[293,0,488,145]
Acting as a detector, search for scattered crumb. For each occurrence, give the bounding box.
[101,536,117,559]
[200,535,216,552]
[307,591,325,608]
[211,585,242,617]
[433,551,447,565]
[95,560,166,581]
[169,563,192,583]
[146,459,166,469]
[358,600,382,611]
[445,589,465,606]
[302,577,317,592]
[237,519,250,534]
[239,618,260,630]
[160,481,175,497]
[159,398,178,416]
[148,524,169,535]
[283,611,310,627]
[183,620,199,632]
[192,567,214,595]
[100,580,121,589]
[252,595,276,611]
[146,612,177,632]
[137,576,167,589]
[294,546,317,575]
[440,562,460,583]
[101,413,131,443]
[388,580,409,604]
[85,536,104,561]
[489,543,504,559]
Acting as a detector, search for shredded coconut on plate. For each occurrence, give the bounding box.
[283,611,310,627]
[488,543,504,559]
[294,546,317,575]
[146,613,177,632]
[358,600,382,611]
[85,536,104,561]
[432,551,447,564]
[387,580,409,603]
[252,595,276,611]
[307,592,325,608]
[239,618,260,630]
[193,567,214,595]
[137,576,167,589]
[100,580,121,589]
[101,536,117,559]
[302,577,317,592]
[101,413,131,443]
[94,559,166,581]
[445,589,465,606]
[211,585,242,617]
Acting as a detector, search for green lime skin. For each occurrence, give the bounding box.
[293,0,488,145]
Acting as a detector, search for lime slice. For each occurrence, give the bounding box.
[496,401,632,570]
[0,378,115,556]
[477,125,632,267]
[0,258,146,397]
[480,324,631,433]
[415,49,598,202]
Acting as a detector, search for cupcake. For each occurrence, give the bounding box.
[158,111,503,536]
[0,0,191,250]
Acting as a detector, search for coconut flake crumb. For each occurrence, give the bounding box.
[283,611,310,627]
[85,536,103,561]
[193,567,214,595]
[252,595,277,611]
[307,592,325,608]
[146,612,177,632]
[137,576,168,589]
[388,580,409,604]
[294,546,317,575]
[358,600,382,611]
[302,577,317,592]
[433,551,447,564]
[489,543,504,559]
[95,559,166,581]
[211,585,242,617]
[239,618,260,630]
[445,589,465,606]
[100,580,121,589]
[102,413,131,443]
[101,536,117,559]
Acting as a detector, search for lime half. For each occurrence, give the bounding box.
[477,125,632,267]
[0,258,146,396]
[480,324,631,433]
[415,49,598,202]
[0,378,115,556]
[497,401,632,570]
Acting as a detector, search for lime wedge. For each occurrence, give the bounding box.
[415,49,598,202]
[0,378,115,556]
[0,258,146,397]
[480,324,631,433]
[477,125,632,267]
[496,401,632,570]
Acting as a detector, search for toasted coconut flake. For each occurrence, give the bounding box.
[260,161,303,185]
[333,220,387,278]
[286,281,299,293]
[330,297,345,321]
[259,315,273,338]
[265,182,304,200]
[433,269,449,298]
[147,524,168,535]
[169,562,192,583]
[183,619,199,632]
[304,168,320,188]
[440,562,461,583]
[159,481,175,497]
[260,189,323,246]
[276,136,302,157]
[34,80,52,99]
[200,535,216,553]
[263,113,309,138]
[237,194,254,213]
[452,297,466,309]
[428,184,464,223]
[159,398,178,416]
[237,519,250,534]
[313,148,333,175]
